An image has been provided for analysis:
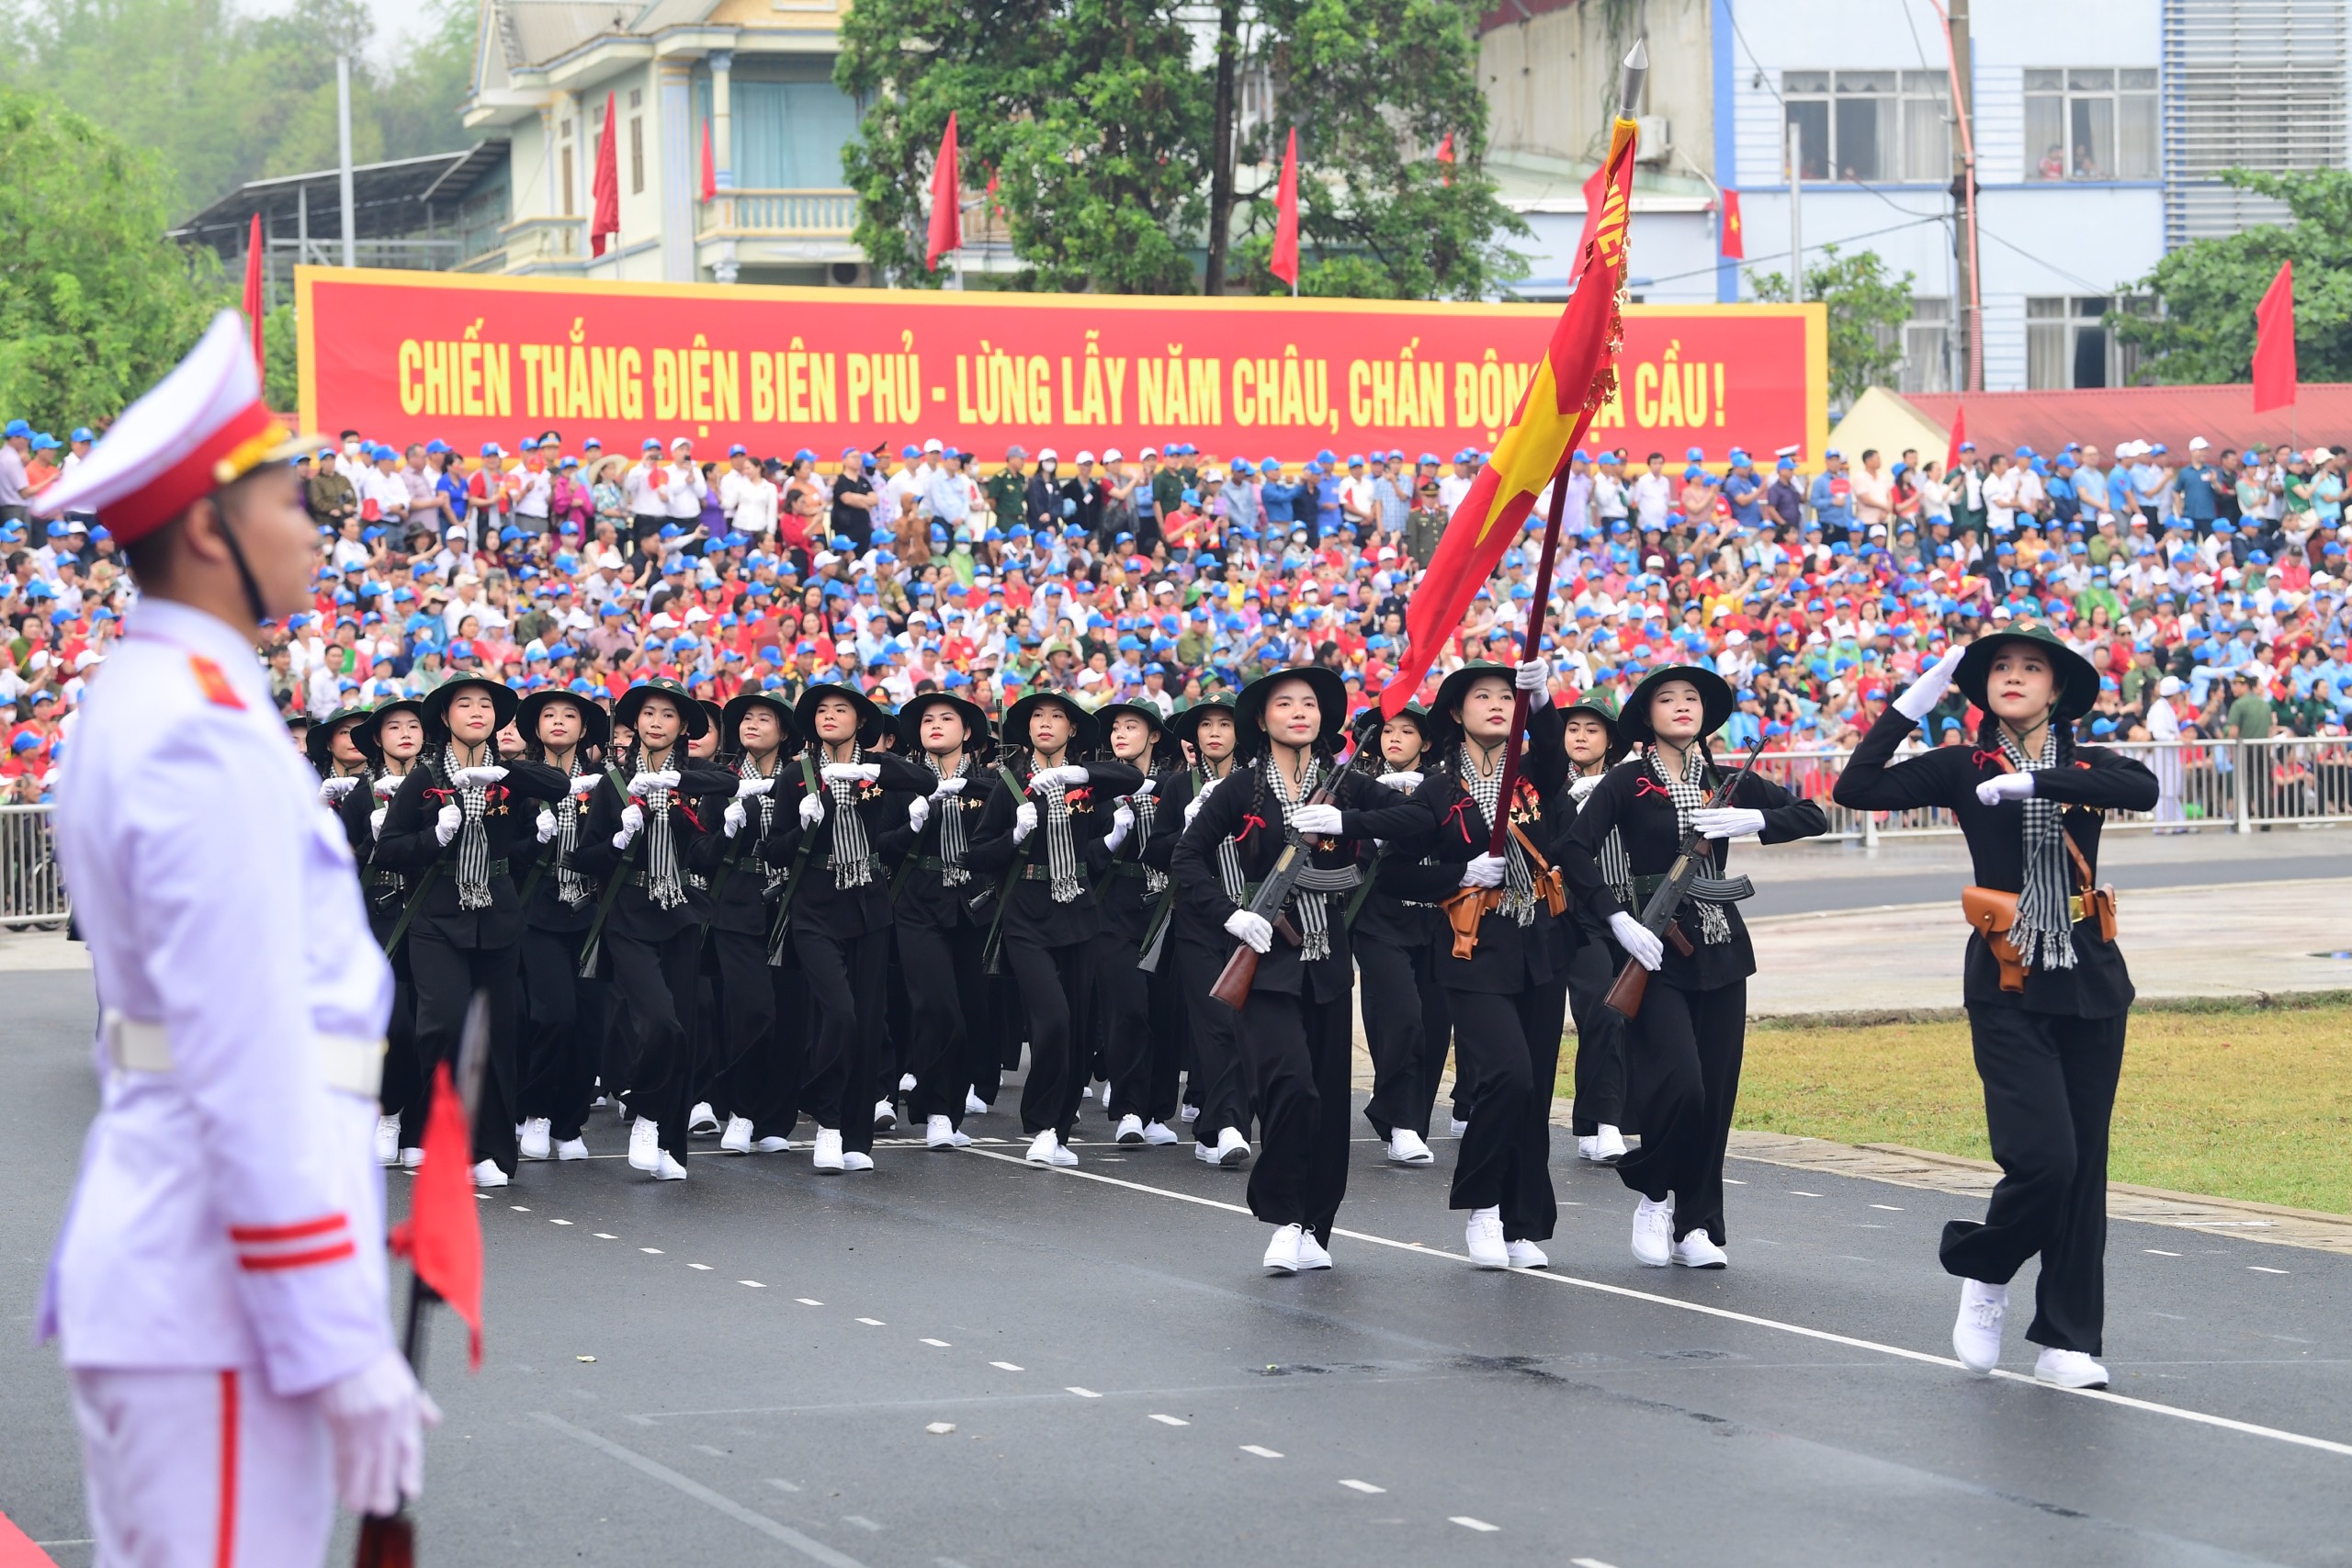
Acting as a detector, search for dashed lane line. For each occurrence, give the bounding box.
[1149,1414,1189,1426]
[1451,1516,1500,1532]
[1239,1444,1283,1459]
[1339,1479,1385,1494]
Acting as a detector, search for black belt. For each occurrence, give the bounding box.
[914,855,970,874]
[1020,863,1087,884]
[1105,861,1151,879]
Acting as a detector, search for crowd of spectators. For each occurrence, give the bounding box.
[3,412,2349,818]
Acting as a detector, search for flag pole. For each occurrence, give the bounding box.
[1484,38,1645,857]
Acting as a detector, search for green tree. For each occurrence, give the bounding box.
[0,87,227,432]
[2113,168,2352,385]
[1747,244,1914,407]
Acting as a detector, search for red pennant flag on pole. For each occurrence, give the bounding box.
[699,117,717,203]
[1380,114,1640,717]
[590,92,619,258]
[390,1064,484,1369]
[1270,128,1300,291]
[985,165,1001,216]
[243,212,265,376]
[926,112,962,272]
[1944,404,1968,478]
[2252,259,2297,412]
[1436,130,1455,186]
[1718,188,1744,259]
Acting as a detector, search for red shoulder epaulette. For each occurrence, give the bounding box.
[187,655,245,711]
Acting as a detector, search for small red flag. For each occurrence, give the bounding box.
[1718,188,1744,259]
[1944,404,1968,478]
[2252,259,2296,412]
[242,213,265,375]
[590,92,619,258]
[985,165,1001,214]
[1270,128,1301,288]
[699,117,717,203]
[926,112,962,271]
[1436,130,1454,186]
[390,1065,483,1369]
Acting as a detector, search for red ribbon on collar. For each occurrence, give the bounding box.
[1234,811,1270,843]
[1633,776,1674,801]
[1971,750,2005,770]
[1443,795,1476,840]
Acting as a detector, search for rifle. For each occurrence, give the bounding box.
[764,754,824,965]
[976,764,1039,976]
[1602,738,1767,1020]
[576,765,639,977]
[1206,742,1378,1011]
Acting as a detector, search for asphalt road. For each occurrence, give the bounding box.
[5,969,2349,1567]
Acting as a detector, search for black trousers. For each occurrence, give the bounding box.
[406,930,522,1175]
[792,922,889,1153]
[1173,932,1250,1142]
[898,918,989,1126]
[1146,960,1186,1123]
[517,925,600,1141]
[1003,934,1100,1138]
[1238,988,1354,1242]
[1615,977,1747,1245]
[1564,937,1629,1134]
[1442,983,1565,1242]
[708,926,806,1141]
[1356,932,1452,1139]
[1942,1006,2127,1356]
[605,924,702,1161]
[1097,933,1159,1122]
[382,972,421,1149]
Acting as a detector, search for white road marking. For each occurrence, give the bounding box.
[1067,1386,1102,1398]
[594,1233,617,1239]
[921,1338,952,1348]
[1450,1516,1499,1532]
[2147,1249,2181,1257]
[991,1361,1024,1371]
[641,1247,663,1255]
[1148,1414,1188,1426]
[926,1422,956,1435]
[689,1264,714,1271]
[843,1516,882,1531]
[695,1443,727,1456]
[512,1205,531,1212]
[1571,1558,1621,1567]
[550,1219,574,1226]
[1871,1204,1904,1212]
[2250,1266,2290,1275]
[1789,1190,1825,1198]
[1722,1179,1746,1186]
[1240,1444,1283,1459]
[1339,1479,1385,1494]
[797,1298,823,1306]
[856,1317,887,1326]
[740,1280,767,1289]
[766,1478,803,1494]
[956,1145,2352,1460]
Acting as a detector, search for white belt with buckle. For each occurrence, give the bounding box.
[102,1010,386,1100]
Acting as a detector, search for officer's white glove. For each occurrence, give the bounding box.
[369,807,388,836]
[535,807,558,843]
[1012,800,1039,843]
[931,774,967,798]
[1040,763,1091,788]
[433,802,463,845]
[736,775,775,799]
[1224,908,1273,953]
[1291,803,1345,837]
[1105,802,1134,851]
[723,799,748,839]
[798,792,826,828]
[319,1347,442,1517]
[1609,910,1665,972]
[907,795,931,834]
[452,765,508,787]
[1516,658,1553,707]
[627,771,679,797]
[821,762,881,785]
[1894,642,1968,722]
[1381,770,1423,792]
[374,775,401,800]
[614,802,644,849]
[1690,806,1766,840]
[1459,852,1507,888]
[1976,772,2035,806]
[319,775,360,804]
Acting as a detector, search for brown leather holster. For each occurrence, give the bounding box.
[1962,762,2118,989]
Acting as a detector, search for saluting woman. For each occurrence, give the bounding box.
[374,675,568,1187]
[345,697,426,1167]
[1560,665,1827,1270]
[571,679,737,1181]
[1343,703,1453,1168]
[1158,694,1251,1164]
[1558,693,1634,1166]
[1833,626,2156,1391]
[512,687,611,1163]
[965,690,1141,1168]
[1091,700,1184,1147]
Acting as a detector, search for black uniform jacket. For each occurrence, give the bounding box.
[519,760,602,936]
[1170,757,1429,1005]
[571,761,740,943]
[966,757,1144,948]
[375,757,569,949]
[876,759,993,932]
[1349,779,1461,953]
[1559,750,1827,995]
[338,773,405,928]
[1412,703,1575,995]
[757,753,934,942]
[1832,705,2157,1017]
[1094,767,1182,947]
[688,757,793,938]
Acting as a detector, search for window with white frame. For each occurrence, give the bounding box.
[2024,69,2159,181]
[1901,297,1951,395]
[2027,296,2149,389]
[1781,70,1951,183]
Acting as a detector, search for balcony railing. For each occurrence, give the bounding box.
[494,215,586,269]
[700,189,859,239]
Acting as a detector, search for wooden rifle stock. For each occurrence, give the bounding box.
[1208,944,1257,1010]
[1602,920,1694,1019]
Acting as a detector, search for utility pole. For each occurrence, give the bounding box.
[1944,0,1984,391]
[336,54,357,268]
[1786,121,1802,302]
[1203,0,1242,296]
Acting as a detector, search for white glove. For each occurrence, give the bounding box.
[1459,852,1507,888]
[1131,777,1156,799]
[1224,908,1273,953]
[1184,774,1220,826]
[1381,770,1423,792]
[318,1347,441,1517]
[319,775,360,804]
[931,775,968,798]
[1040,764,1091,788]
[433,801,463,845]
[1609,910,1665,972]
[369,806,388,836]
[1894,643,1968,722]
[736,775,775,799]
[1976,772,2036,806]
[452,765,508,787]
[1291,803,1345,836]
[1516,659,1553,707]
[1105,802,1134,852]
[907,795,932,834]
[1690,806,1766,840]
[627,770,680,797]
[571,776,602,798]
[821,762,881,784]
[1012,800,1039,843]
[374,775,401,800]
[613,801,644,849]
[535,807,558,843]
[798,792,826,828]
[723,798,748,839]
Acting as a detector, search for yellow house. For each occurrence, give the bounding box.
[460,0,868,287]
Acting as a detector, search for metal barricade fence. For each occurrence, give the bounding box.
[0,804,69,930]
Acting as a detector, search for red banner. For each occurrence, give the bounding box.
[297,267,1826,466]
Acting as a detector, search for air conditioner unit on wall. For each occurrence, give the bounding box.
[1635,116,1672,164]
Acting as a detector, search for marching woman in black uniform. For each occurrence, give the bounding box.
[965,691,1141,1168]
[1172,667,1427,1273]
[1416,660,1573,1269]
[374,675,568,1188]
[1091,700,1184,1147]
[310,704,372,820]
[346,697,426,1167]
[1561,665,1827,1269]
[1832,626,2156,1390]
[1159,694,1252,1164]
[1558,693,1633,1165]
[763,683,930,1173]
[571,679,736,1181]
[885,689,998,1150]
[512,687,610,1164]
[1344,703,1453,1168]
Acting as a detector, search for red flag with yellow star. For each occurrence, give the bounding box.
[1379,116,1639,716]
[1719,188,1743,258]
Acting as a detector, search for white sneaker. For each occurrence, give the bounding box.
[1953,1279,2008,1374]
[1140,1121,1180,1146]
[1026,1130,1061,1165]
[1577,1134,1597,1162]
[471,1158,509,1190]
[752,1135,791,1154]
[2033,1347,2109,1390]
[400,1145,425,1170]
[688,1101,720,1136]
[1672,1229,1728,1269]
[1386,1129,1434,1166]
[374,1115,400,1166]
[1631,1196,1674,1267]
[1212,1127,1251,1168]
[1506,1239,1549,1269]
[926,1115,970,1149]
[518,1117,553,1161]
[842,1150,874,1172]
[1262,1224,1304,1274]
[628,1115,661,1172]
[1195,1140,1220,1164]
[899,1072,918,1094]
[1115,1113,1145,1145]
[1180,1103,1201,1123]
[874,1098,898,1132]
[965,1090,990,1116]
[812,1128,845,1172]
[1046,1140,1077,1168]
[554,1137,590,1161]
[1296,1230,1333,1270]
[1592,1124,1627,1162]
[653,1153,688,1181]
[1449,1116,1469,1138]
[1464,1207,1508,1269]
[719,1116,753,1155]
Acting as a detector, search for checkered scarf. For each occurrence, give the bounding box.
[441,744,492,912]
[1571,772,1634,908]
[2000,728,2076,971]
[1264,755,1333,960]
[1124,774,1168,895]
[553,755,591,907]
[827,744,874,890]
[924,751,972,886]
[741,754,784,895]
[1645,743,1730,945]
[636,749,687,911]
[1460,745,1537,927]
[1033,763,1083,904]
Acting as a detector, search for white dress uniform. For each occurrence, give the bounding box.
[36,312,404,1566]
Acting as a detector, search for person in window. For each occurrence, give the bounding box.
[2073,142,2104,180]
[2039,144,2066,181]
